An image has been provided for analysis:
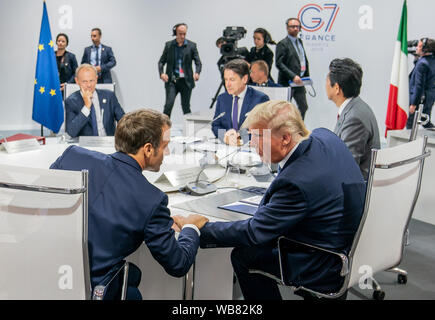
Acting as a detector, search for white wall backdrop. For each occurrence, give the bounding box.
[0,0,434,139]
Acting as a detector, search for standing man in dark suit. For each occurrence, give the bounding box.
[212,59,269,145]
[158,23,202,118]
[406,38,435,130]
[276,18,310,119]
[176,100,366,300]
[65,64,124,138]
[51,108,209,299]
[326,58,380,180]
[81,28,116,83]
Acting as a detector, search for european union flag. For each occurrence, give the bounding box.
[32,1,63,133]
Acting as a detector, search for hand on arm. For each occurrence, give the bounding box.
[172,214,209,231]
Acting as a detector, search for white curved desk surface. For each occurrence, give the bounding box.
[0,137,269,299]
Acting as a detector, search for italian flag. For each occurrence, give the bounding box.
[385,0,408,137]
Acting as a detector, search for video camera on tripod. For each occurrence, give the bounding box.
[220,26,248,57]
[211,27,249,109]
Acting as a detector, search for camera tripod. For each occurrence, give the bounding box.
[210,79,224,109]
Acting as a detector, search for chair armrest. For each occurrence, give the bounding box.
[92,261,130,300]
[277,236,349,285]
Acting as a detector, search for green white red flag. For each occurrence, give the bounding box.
[385,0,408,137]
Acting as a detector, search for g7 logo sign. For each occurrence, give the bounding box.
[298,3,340,32]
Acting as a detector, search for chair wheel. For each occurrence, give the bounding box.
[373,290,385,300]
[398,274,407,284]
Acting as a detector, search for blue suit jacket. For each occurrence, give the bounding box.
[65,89,125,138]
[409,55,435,109]
[200,128,366,292]
[212,86,269,139]
[81,44,116,83]
[50,146,200,287]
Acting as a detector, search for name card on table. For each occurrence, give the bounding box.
[2,138,41,154]
[154,167,209,192]
[79,136,115,148]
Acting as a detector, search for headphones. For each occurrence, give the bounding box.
[254,28,271,44]
[172,23,187,36]
[421,37,429,53]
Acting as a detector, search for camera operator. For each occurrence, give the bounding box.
[406,38,435,130]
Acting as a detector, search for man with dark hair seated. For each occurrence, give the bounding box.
[51,109,208,299]
[212,59,269,145]
[326,57,380,180]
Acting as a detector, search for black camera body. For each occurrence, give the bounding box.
[220,26,247,57]
[408,40,419,56]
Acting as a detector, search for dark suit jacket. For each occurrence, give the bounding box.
[276,36,310,87]
[56,51,78,83]
[158,39,202,89]
[212,86,269,139]
[81,44,116,83]
[409,55,435,109]
[334,97,380,180]
[246,45,274,75]
[65,89,125,138]
[50,146,200,288]
[250,79,282,87]
[200,128,365,292]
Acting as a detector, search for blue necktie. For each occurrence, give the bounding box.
[90,104,98,136]
[232,96,239,130]
[95,46,100,66]
[277,165,282,175]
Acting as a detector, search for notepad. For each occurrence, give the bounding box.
[218,201,258,216]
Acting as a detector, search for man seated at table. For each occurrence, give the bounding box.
[51,109,208,299]
[212,59,269,146]
[249,60,281,87]
[65,63,125,138]
[177,100,366,300]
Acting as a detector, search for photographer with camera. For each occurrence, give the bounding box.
[158,23,202,118]
[406,38,435,130]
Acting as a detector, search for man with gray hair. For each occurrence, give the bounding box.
[51,108,208,299]
[176,100,365,300]
[65,63,125,138]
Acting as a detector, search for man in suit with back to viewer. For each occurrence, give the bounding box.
[174,100,366,300]
[212,59,269,146]
[51,108,209,299]
[81,28,116,83]
[65,64,125,138]
[276,18,310,119]
[158,23,202,118]
[326,58,380,180]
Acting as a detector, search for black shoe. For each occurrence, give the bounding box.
[423,122,435,129]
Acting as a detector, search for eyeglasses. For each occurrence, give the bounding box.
[287,25,301,29]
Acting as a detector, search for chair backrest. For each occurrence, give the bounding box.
[64,83,116,101]
[248,86,290,101]
[0,165,90,299]
[347,137,430,288]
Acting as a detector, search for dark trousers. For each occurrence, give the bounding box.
[163,78,192,118]
[231,246,282,300]
[406,98,435,129]
[291,87,309,120]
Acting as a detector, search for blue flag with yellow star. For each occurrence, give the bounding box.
[32,1,63,133]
